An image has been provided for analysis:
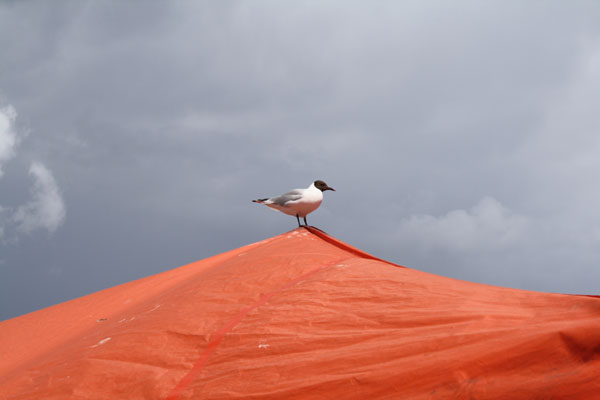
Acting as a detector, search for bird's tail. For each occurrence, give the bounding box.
[252,198,269,203]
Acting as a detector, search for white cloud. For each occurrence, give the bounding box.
[396,197,531,253]
[0,102,66,239]
[13,162,66,234]
[0,106,18,177]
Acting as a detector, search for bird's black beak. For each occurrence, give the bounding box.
[326,187,336,191]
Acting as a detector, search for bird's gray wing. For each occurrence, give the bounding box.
[269,190,303,206]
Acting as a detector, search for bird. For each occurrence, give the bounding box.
[252,180,335,227]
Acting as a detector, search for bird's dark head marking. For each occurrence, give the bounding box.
[314,180,335,192]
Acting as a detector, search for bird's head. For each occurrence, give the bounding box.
[314,180,335,192]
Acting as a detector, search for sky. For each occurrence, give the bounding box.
[1,1,600,321]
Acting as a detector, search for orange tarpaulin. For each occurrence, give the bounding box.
[1,226,599,399]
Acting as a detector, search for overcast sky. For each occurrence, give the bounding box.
[1,1,600,320]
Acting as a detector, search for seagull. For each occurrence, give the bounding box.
[252,180,335,227]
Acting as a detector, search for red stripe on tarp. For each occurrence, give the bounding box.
[165,258,343,400]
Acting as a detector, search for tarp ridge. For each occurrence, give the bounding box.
[303,226,405,268]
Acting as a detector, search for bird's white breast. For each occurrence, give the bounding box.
[288,185,323,217]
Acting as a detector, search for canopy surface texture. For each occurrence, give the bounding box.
[1,227,599,399]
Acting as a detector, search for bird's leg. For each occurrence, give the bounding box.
[303,216,308,226]
[296,214,301,227]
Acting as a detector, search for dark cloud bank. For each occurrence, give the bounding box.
[1,1,600,320]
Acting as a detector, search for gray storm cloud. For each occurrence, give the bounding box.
[1,1,600,320]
